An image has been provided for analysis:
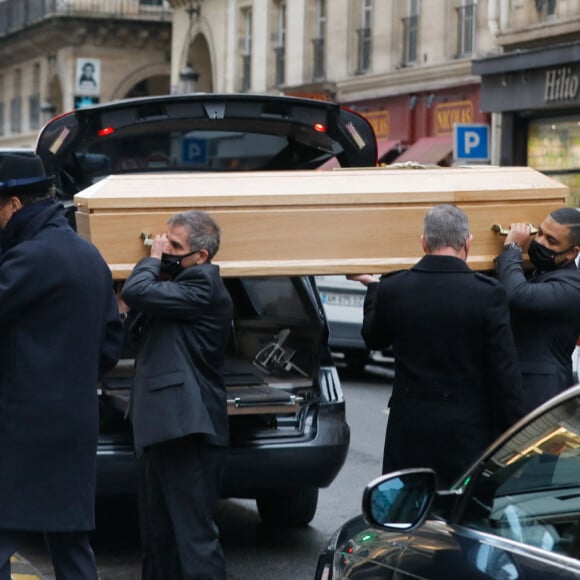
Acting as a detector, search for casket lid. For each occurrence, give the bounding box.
[74,165,567,212]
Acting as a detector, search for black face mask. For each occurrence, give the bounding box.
[528,239,572,272]
[160,249,198,278]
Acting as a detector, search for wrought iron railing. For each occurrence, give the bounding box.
[0,0,172,38]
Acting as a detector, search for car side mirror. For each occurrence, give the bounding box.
[362,468,437,531]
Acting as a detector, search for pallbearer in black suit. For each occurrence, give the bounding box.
[495,208,580,413]
[349,204,525,488]
[121,210,233,580]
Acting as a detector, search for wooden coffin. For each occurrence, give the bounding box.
[73,165,569,279]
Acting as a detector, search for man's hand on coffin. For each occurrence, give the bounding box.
[504,223,532,250]
[149,233,171,260]
[346,274,380,287]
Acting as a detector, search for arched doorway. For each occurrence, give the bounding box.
[113,64,170,100]
[185,33,212,92]
[125,74,170,99]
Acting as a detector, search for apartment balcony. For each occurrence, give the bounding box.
[0,0,172,38]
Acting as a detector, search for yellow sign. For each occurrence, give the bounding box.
[434,101,473,135]
[361,111,390,138]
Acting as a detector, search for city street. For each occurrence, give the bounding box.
[18,365,393,580]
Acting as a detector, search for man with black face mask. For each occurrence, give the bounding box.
[495,207,580,413]
[121,209,233,580]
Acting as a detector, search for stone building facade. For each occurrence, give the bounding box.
[0,0,173,148]
[2,0,579,196]
[167,0,579,198]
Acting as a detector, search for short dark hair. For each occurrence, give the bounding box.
[423,204,470,252]
[168,210,221,260]
[551,207,580,247]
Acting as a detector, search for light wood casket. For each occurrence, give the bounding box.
[73,165,569,279]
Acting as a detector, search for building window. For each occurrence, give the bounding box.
[240,8,252,92]
[274,1,286,87]
[402,0,418,66]
[536,0,557,20]
[10,69,22,134]
[356,0,372,74]
[0,74,4,137]
[456,1,476,57]
[312,0,326,80]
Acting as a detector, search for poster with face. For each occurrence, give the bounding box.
[76,58,101,96]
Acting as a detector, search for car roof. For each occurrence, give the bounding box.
[0,147,36,157]
[35,93,378,199]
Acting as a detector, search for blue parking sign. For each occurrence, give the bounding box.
[453,124,490,162]
[182,136,207,163]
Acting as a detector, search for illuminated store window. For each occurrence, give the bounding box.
[528,117,580,207]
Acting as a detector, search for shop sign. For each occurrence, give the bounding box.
[434,101,473,136]
[454,124,490,162]
[544,67,579,102]
[361,111,390,138]
[75,58,100,97]
[74,96,99,109]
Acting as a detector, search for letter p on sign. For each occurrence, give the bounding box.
[453,124,490,163]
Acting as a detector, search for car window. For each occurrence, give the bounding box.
[460,395,580,559]
[241,278,313,323]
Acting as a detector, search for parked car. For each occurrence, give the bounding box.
[315,384,580,578]
[35,93,378,526]
[315,275,370,371]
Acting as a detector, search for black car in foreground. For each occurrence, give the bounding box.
[315,384,580,578]
[34,93,378,526]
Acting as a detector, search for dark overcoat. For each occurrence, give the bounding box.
[495,247,580,412]
[362,255,524,487]
[0,203,123,531]
[121,258,233,451]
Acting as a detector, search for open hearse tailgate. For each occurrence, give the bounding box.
[74,165,569,279]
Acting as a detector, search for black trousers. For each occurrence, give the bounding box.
[137,435,226,580]
[0,530,97,580]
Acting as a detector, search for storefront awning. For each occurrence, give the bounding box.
[318,139,403,170]
[377,139,404,162]
[317,156,341,170]
[392,136,453,165]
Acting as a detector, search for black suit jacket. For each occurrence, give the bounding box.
[362,254,524,486]
[495,246,580,412]
[122,258,233,450]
